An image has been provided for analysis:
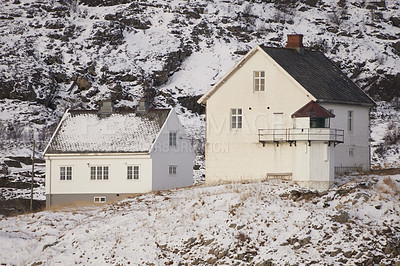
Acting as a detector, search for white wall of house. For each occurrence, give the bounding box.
[321,103,371,171]
[150,109,194,190]
[45,154,153,197]
[204,48,315,184]
[203,47,371,188]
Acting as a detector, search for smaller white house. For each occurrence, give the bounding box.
[44,100,194,207]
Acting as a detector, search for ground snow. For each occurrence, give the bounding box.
[0,176,399,265]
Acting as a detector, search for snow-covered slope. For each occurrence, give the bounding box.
[0,176,399,265]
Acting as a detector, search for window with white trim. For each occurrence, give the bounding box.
[94,196,106,203]
[169,165,177,175]
[60,166,72,180]
[253,71,265,92]
[231,108,242,129]
[169,132,177,146]
[90,166,109,180]
[347,110,353,132]
[127,165,140,180]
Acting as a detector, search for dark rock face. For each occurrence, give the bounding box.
[0,198,45,216]
[4,160,22,168]
[330,210,349,224]
[367,74,400,102]
[390,16,400,28]
[81,0,132,7]
[152,46,193,87]
[178,95,205,115]
[76,76,91,90]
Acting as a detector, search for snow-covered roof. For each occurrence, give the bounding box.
[45,109,171,154]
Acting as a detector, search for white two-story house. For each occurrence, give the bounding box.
[198,34,375,189]
[44,100,194,207]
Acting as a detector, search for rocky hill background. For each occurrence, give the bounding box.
[0,0,399,165]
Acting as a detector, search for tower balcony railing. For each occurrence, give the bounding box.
[258,128,344,146]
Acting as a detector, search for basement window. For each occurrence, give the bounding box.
[253,71,265,92]
[94,196,106,203]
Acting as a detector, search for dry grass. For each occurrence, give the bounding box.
[376,176,400,196]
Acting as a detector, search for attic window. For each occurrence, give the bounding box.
[169,132,177,146]
[253,71,265,92]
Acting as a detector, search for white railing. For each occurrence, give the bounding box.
[258,128,344,143]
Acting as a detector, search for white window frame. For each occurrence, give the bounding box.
[94,196,106,203]
[90,166,109,180]
[127,165,140,180]
[253,71,265,92]
[169,165,177,175]
[169,132,177,146]
[347,110,353,132]
[60,166,72,180]
[231,108,242,129]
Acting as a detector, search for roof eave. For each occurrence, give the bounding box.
[316,99,376,107]
[44,151,151,157]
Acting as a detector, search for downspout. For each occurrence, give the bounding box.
[368,107,372,171]
[49,158,52,208]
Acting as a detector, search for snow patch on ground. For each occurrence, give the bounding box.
[0,175,399,265]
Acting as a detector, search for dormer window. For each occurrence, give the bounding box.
[292,101,335,129]
[253,71,265,92]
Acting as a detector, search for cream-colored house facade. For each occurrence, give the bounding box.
[198,35,375,189]
[44,101,194,207]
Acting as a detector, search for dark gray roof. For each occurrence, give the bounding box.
[45,109,171,154]
[261,47,375,106]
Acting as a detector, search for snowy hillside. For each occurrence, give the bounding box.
[1,175,400,265]
[1,0,399,138]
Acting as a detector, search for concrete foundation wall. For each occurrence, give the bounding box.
[46,193,140,208]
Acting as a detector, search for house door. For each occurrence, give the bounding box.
[274,113,284,140]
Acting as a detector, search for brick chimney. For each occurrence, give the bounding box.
[98,100,115,116]
[136,97,150,115]
[286,34,304,54]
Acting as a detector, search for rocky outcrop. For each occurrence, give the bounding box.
[152,46,192,86]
